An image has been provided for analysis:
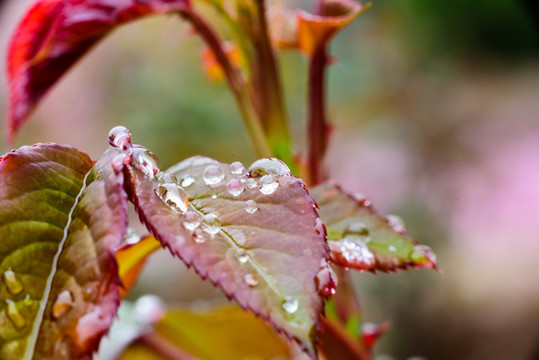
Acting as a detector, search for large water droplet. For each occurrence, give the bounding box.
[344,221,369,236]
[134,294,166,325]
[133,147,160,178]
[201,213,221,235]
[5,299,25,329]
[227,179,244,196]
[156,172,177,184]
[244,274,259,287]
[248,158,291,177]
[315,261,337,297]
[245,178,258,189]
[180,174,195,188]
[386,214,405,233]
[183,210,202,231]
[108,126,132,148]
[245,200,258,214]
[281,297,299,314]
[203,165,225,185]
[3,269,23,295]
[259,175,279,195]
[230,161,245,175]
[52,290,73,319]
[155,183,189,214]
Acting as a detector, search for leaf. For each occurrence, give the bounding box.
[310,181,438,272]
[7,0,190,140]
[118,304,292,360]
[116,235,161,299]
[124,155,330,357]
[317,316,371,360]
[0,143,128,359]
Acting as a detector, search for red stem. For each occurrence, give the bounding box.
[139,332,195,360]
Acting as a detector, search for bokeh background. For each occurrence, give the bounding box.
[1,0,538,359]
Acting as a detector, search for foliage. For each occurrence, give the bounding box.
[1,0,437,359]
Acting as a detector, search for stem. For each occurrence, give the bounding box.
[179,10,272,158]
[333,267,362,325]
[139,333,195,360]
[307,45,330,186]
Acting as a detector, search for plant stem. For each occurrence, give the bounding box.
[333,267,362,325]
[139,332,195,360]
[307,45,330,186]
[179,9,272,159]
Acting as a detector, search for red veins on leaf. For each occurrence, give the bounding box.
[7,0,190,142]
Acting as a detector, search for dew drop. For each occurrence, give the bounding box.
[315,262,337,297]
[134,294,166,325]
[203,165,225,185]
[245,200,258,214]
[388,245,397,252]
[194,229,207,243]
[5,299,25,329]
[281,297,299,314]
[387,214,406,233]
[211,194,218,199]
[314,217,325,236]
[154,183,189,214]
[156,172,177,184]
[244,274,259,287]
[344,221,369,236]
[227,179,244,197]
[237,249,249,264]
[248,158,291,177]
[183,210,201,231]
[259,175,279,195]
[245,178,258,189]
[3,269,23,295]
[108,126,132,148]
[411,245,437,266]
[133,147,160,178]
[201,213,221,235]
[331,237,376,269]
[52,290,73,319]
[230,161,245,175]
[180,174,195,188]
[124,227,141,245]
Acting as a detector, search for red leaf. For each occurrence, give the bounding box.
[7,0,190,141]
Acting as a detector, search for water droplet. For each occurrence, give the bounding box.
[180,174,195,187]
[386,214,405,233]
[134,294,166,325]
[194,229,207,243]
[237,249,249,264]
[259,175,279,195]
[155,183,189,214]
[124,227,141,245]
[111,153,129,174]
[201,213,221,235]
[245,178,258,189]
[52,290,73,318]
[315,262,337,297]
[245,200,258,214]
[314,217,325,236]
[3,269,23,295]
[331,237,375,269]
[244,274,259,287]
[411,245,437,266]
[248,158,291,177]
[203,165,225,185]
[133,147,160,178]
[281,297,299,314]
[182,210,201,231]
[5,299,25,329]
[230,161,245,175]
[156,172,177,184]
[108,126,132,148]
[388,245,397,252]
[227,179,244,196]
[344,222,369,236]
[211,194,218,199]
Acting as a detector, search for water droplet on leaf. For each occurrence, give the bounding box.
[133,147,160,178]
[331,237,376,269]
[245,200,258,214]
[315,262,337,297]
[230,161,245,175]
[237,249,249,264]
[386,214,405,233]
[155,183,189,214]
[52,290,73,318]
[227,179,244,196]
[180,174,195,187]
[259,175,279,195]
[411,245,437,267]
[194,229,207,243]
[183,210,201,231]
[108,126,132,148]
[203,165,225,185]
[3,269,23,295]
[281,297,299,314]
[249,158,291,177]
[245,178,257,189]
[388,245,397,252]
[156,172,177,184]
[202,213,221,235]
[5,299,25,329]
[345,222,369,236]
[244,274,259,287]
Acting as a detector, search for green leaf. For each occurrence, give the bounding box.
[0,144,128,359]
[310,181,437,272]
[124,155,331,357]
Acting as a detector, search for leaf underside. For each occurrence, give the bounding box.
[7,0,190,140]
[0,144,128,359]
[125,156,329,357]
[310,181,437,272]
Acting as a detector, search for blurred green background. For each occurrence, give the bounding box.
[1,0,538,359]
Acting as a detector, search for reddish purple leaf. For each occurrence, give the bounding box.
[7,0,190,140]
[124,154,331,357]
[0,143,128,359]
[310,181,438,272]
